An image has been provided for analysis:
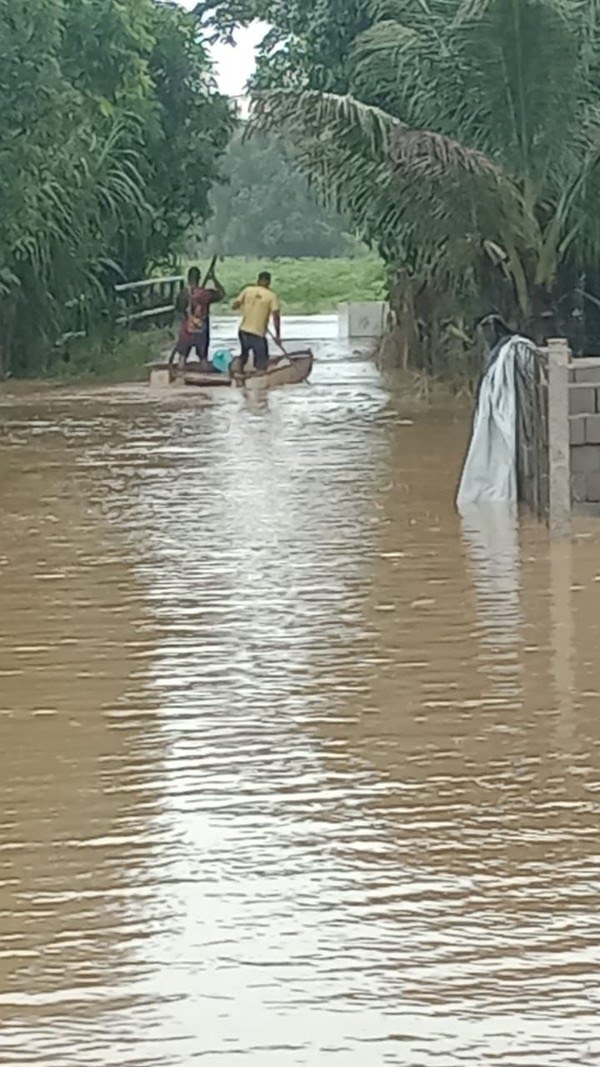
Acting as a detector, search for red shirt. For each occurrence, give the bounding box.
[180,287,220,341]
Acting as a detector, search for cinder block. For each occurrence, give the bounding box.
[586,415,600,443]
[571,444,600,473]
[571,474,587,502]
[569,384,597,415]
[586,472,600,502]
[572,358,600,384]
[570,416,586,445]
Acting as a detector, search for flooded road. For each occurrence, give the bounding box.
[1,316,599,1066]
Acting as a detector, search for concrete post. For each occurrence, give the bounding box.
[547,337,572,538]
[337,301,389,339]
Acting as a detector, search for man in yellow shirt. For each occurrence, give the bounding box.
[233,271,281,371]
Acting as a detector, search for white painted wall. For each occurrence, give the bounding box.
[338,302,390,339]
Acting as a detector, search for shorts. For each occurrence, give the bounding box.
[175,322,210,361]
[239,330,268,371]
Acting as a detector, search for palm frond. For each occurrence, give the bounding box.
[390,125,499,177]
[249,84,531,289]
[249,89,397,159]
[452,0,492,26]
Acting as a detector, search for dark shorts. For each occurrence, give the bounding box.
[194,323,210,361]
[174,322,210,361]
[239,330,268,371]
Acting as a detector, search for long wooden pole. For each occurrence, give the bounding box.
[202,254,218,287]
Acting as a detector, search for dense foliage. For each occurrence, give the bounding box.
[197,0,370,92]
[204,131,361,258]
[206,0,600,374]
[0,0,233,377]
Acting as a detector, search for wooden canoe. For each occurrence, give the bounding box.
[229,351,314,389]
[182,369,232,387]
[148,351,314,390]
[178,358,231,387]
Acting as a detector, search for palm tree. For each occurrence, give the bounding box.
[249,0,600,362]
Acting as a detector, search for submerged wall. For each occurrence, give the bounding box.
[569,358,600,510]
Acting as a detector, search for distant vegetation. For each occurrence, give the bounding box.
[203,131,365,260]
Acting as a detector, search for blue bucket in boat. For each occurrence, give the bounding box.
[212,348,233,374]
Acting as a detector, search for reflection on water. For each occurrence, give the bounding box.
[549,541,576,728]
[461,504,522,705]
[1,316,599,1066]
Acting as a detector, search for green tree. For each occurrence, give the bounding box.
[197,0,371,92]
[246,0,600,370]
[0,0,233,377]
[60,0,154,105]
[0,0,145,375]
[142,2,233,272]
[60,1,234,275]
[205,130,359,257]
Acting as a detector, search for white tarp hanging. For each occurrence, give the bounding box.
[456,335,538,512]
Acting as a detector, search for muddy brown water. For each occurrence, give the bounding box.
[1,317,599,1066]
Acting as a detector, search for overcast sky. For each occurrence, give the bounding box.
[179,1,267,98]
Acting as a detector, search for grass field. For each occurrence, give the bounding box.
[187,255,387,315]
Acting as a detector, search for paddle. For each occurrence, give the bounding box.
[268,328,289,356]
[202,254,219,288]
[269,326,309,360]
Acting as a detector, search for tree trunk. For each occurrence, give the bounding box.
[526,283,557,346]
[0,297,15,379]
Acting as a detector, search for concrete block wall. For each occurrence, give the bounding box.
[569,358,600,506]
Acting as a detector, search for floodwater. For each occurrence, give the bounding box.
[0,315,599,1066]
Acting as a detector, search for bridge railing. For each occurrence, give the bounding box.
[56,274,185,348]
[114,275,184,327]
